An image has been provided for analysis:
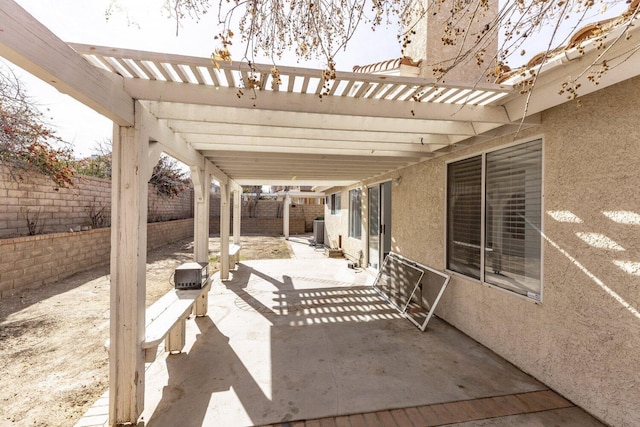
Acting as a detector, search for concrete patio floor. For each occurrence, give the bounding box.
[77,235,605,427]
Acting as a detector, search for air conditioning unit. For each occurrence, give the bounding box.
[313,220,324,244]
[174,262,209,290]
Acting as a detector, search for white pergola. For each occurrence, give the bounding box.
[3,1,639,425]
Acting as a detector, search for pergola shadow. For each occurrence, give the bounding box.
[142,261,546,426]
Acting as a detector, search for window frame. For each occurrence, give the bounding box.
[444,138,544,303]
[330,192,341,216]
[348,188,362,239]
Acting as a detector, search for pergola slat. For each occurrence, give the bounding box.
[153,61,174,81]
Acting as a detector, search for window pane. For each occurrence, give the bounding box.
[485,140,542,297]
[349,189,362,239]
[447,156,482,279]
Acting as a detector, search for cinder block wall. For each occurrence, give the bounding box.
[0,218,193,298]
[0,166,193,238]
[209,197,323,235]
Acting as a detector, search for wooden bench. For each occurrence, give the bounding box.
[218,243,241,269]
[142,280,211,363]
[229,243,241,267]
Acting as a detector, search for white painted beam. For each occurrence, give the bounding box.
[72,42,512,93]
[168,120,472,140]
[136,105,230,185]
[199,144,433,158]
[189,136,435,154]
[238,179,357,186]
[145,102,477,136]
[127,79,511,124]
[0,1,134,125]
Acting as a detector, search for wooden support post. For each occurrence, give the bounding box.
[191,163,211,316]
[109,104,149,426]
[233,185,241,246]
[191,164,210,264]
[220,182,231,280]
[283,192,291,240]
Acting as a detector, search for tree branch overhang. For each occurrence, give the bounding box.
[64,42,522,186]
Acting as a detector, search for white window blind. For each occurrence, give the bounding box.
[484,140,542,296]
[447,140,542,300]
[349,189,362,239]
[447,156,482,279]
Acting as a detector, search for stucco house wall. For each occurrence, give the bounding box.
[331,76,640,426]
[323,188,347,249]
[324,187,366,265]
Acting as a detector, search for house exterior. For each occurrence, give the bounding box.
[2,1,639,425]
[325,9,640,427]
[324,79,640,425]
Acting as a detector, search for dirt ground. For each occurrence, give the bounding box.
[0,235,292,427]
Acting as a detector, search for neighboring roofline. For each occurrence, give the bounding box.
[352,57,421,76]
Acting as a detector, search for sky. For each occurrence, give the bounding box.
[8,0,402,159]
[6,0,629,159]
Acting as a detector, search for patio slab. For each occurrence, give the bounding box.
[135,236,601,426]
[76,235,604,426]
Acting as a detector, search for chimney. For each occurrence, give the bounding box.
[403,0,498,83]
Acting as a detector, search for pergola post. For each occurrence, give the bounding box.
[191,164,210,264]
[283,191,291,240]
[109,107,149,425]
[220,182,231,280]
[233,185,241,245]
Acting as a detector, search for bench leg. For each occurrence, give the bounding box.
[194,291,208,316]
[165,318,186,353]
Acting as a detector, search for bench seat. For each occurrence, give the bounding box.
[142,280,211,362]
[218,243,241,269]
[228,243,241,266]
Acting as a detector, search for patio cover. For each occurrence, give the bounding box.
[2,0,639,424]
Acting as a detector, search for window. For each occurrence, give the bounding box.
[330,193,341,215]
[349,188,362,239]
[447,140,542,300]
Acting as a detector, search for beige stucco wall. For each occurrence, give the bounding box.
[329,76,640,426]
[324,186,366,265]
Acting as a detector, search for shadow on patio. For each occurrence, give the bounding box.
[127,236,604,427]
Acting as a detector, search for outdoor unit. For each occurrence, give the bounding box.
[313,220,324,244]
[174,262,209,290]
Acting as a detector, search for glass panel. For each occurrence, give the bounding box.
[484,140,542,297]
[447,156,482,279]
[368,186,380,269]
[349,189,362,239]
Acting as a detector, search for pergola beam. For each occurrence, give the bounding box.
[190,136,436,154]
[145,102,478,136]
[127,80,512,124]
[0,1,134,126]
[167,119,475,139]
[138,105,230,185]
[200,145,433,158]
[237,179,357,186]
